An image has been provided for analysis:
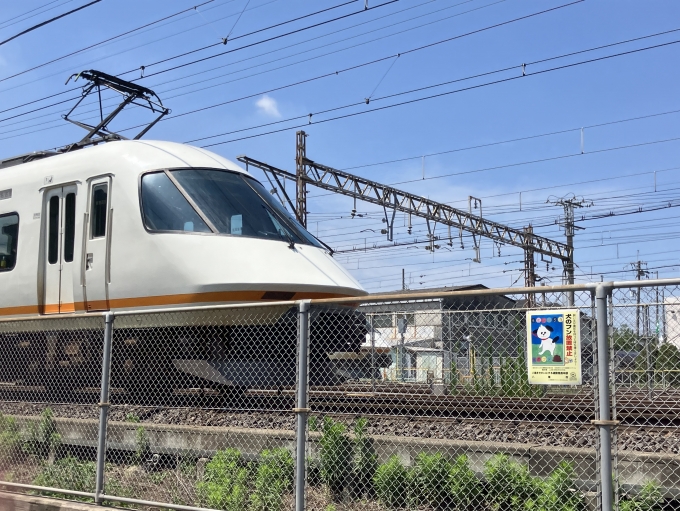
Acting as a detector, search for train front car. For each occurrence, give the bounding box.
[0,140,368,400]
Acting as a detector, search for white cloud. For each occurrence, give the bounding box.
[255,94,281,118]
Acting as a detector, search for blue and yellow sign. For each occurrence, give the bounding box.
[526,309,582,385]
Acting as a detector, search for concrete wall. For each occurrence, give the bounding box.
[0,492,98,511]
[8,416,680,499]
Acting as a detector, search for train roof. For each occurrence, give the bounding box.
[0,140,246,181]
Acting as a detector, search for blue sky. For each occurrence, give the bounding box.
[1,0,680,292]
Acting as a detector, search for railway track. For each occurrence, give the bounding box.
[1,382,679,425]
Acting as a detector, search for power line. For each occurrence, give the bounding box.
[0,0,483,129]
[0,0,103,47]
[337,109,680,173]
[74,0,531,136]
[129,0,399,80]
[0,0,396,121]
[0,0,580,130]
[0,0,217,84]
[0,0,70,30]
[128,0,360,78]
[195,36,680,147]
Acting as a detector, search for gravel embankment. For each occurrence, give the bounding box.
[1,401,679,454]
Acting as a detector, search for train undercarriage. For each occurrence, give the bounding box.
[0,306,391,403]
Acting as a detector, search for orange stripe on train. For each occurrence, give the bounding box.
[0,290,354,317]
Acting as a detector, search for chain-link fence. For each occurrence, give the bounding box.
[0,281,679,510]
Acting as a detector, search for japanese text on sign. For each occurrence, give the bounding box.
[526,309,582,385]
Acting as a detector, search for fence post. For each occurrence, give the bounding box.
[294,300,311,511]
[95,312,114,505]
[595,283,614,511]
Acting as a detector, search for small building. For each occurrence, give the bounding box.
[358,285,596,384]
[360,285,519,383]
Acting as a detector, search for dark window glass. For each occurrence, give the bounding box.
[141,172,210,233]
[64,193,76,263]
[0,213,19,272]
[169,169,322,247]
[91,185,108,238]
[373,314,394,329]
[48,196,59,265]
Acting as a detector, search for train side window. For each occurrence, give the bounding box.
[64,193,76,262]
[48,195,59,264]
[91,184,108,238]
[0,213,19,272]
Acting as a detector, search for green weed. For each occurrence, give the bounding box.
[197,448,249,511]
[484,454,542,510]
[250,448,294,511]
[0,413,21,466]
[351,418,377,499]
[535,462,584,511]
[133,426,150,465]
[448,454,482,509]
[319,417,352,500]
[373,455,409,509]
[32,456,94,501]
[410,452,451,507]
[620,482,664,511]
[24,408,61,458]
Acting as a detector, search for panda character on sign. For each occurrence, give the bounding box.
[534,324,560,358]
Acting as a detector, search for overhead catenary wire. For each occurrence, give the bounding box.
[193,35,680,147]
[125,0,363,77]
[0,0,491,129]
[0,0,71,30]
[127,0,400,80]
[0,0,103,47]
[0,0,594,129]
[0,0,218,84]
[0,0,400,120]
[0,2,669,136]
[223,0,252,43]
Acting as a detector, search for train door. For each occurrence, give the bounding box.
[43,186,78,314]
[84,177,111,311]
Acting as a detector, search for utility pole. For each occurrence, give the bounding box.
[549,195,592,306]
[402,268,406,291]
[523,226,536,307]
[630,260,651,396]
[296,131,308,227]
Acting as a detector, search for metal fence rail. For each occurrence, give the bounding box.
[0,279,679,510]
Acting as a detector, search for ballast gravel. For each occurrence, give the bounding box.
[1,401,679,455]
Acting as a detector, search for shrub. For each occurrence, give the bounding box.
[410,452,451,506]
[536,462,584,511]
[250,448,294,511]
[448,454,482,509]
[484,454,541,510]
[620,482,664,511]
[197,449,249,511]
[351,418,377,498]
[374,456,409,509]
[319,417,352,500]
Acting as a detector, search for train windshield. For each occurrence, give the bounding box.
[141,169,322,248]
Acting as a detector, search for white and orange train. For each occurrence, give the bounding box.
[0,140,368,393]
